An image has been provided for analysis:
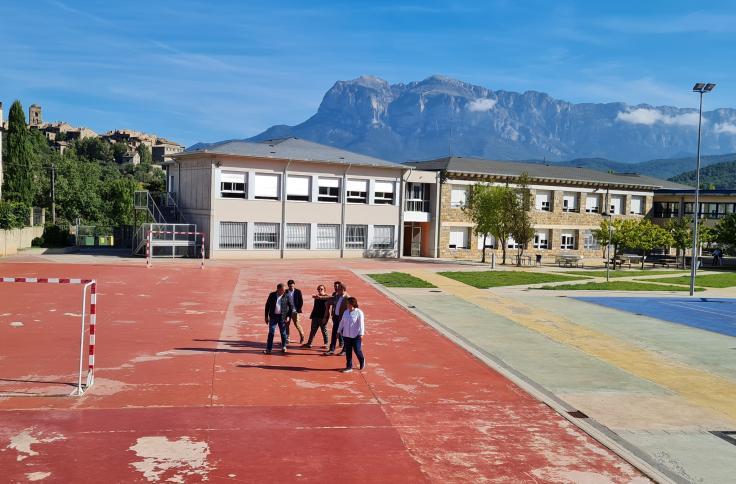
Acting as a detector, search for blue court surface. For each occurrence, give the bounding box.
[575,297,736,338]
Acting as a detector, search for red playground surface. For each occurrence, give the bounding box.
[0,260,646,482]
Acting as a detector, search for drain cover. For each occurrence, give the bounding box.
[711,431,736,446]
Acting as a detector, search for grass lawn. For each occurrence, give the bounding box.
[539,281,704,291]
[367,272,437,288]
[647,272,736,288]
[563,270,689,279]
[438,271,588,288]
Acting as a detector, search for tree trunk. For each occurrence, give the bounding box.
[481,234,487,263]
[501,246,507,265]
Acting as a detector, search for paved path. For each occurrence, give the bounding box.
[389,269,736,483]
[0,261,645,482]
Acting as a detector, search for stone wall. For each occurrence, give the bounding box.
[437,181,651,262]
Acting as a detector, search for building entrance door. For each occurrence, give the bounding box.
[411,225,422,257]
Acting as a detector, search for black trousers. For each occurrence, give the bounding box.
[329,314,344,351]
[306,317,328,345]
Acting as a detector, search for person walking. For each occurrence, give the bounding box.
[325,282,348,355]
[263,283,294,354]
[286,279,305,344]
[712,247,723,267]
[338,297,365,373]
[303,284,329,348]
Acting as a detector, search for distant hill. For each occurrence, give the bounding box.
[669,158,736,189]
[545,153,736,180]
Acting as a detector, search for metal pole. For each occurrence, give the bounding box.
[74,283,90,396]
[605,187,611,282]
[690,91,704,296]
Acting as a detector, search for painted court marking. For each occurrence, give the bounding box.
[576,297,736,338]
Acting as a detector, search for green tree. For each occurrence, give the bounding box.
[112,142,129,163]
[73,137,114,163]
[510,173,534,266]
[137,144,152,165]
[463,183,495,263]
[3,100,36,205]
[630,220,673,268]
[714,213,736,246]
[667,217,692,268]
[102,176,139,226]
[54,154,104,224]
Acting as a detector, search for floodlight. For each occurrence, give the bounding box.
[704,83,716,92]
[693,83,705,91]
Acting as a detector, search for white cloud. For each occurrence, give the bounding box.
[714,122,736,135]
[616,108,699,127]
[467,98,497,112]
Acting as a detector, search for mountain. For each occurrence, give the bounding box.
[669,158,736,189]
[243,75,736,163]
[547,153,736,179]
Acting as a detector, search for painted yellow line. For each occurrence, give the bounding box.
[409,270,736,422]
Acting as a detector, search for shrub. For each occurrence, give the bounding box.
[0,201,30,229]
[41,224,71,247]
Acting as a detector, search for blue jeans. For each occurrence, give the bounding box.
[266,315,288,352]
[329,314,344,351]
[342,336,364,369]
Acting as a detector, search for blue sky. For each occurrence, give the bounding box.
[1,0,734,147]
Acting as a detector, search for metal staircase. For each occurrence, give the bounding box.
[133,191,200,257]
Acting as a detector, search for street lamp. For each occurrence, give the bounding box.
[690,82,716,296]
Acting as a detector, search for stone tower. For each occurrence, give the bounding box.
[29,104,42,127]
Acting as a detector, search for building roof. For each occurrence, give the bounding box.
[655,188,736,196]
[406,156,691,190]
[174,138,405,169]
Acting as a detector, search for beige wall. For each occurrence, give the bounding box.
[175,155,404,259]
[1,226,44,257]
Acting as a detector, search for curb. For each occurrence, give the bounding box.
[355,271,685,484]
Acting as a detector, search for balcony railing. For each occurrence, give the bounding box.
[405,199,430,212]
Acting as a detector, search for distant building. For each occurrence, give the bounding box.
[0,101,184,164]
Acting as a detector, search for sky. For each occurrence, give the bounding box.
[1,0,734,147]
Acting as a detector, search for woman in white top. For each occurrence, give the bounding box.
[337,297,365,373]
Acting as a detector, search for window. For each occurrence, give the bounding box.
[286,175,310,202]
[345,225,367,249]
[374,180,395,204]
[373,226,395,249]
[630,196,644,215]
[406,182,430,212]
[285,223,309,249]
[254,173,280,200]
[220,172,246,199]
[506,236,522,249]
[533,230,549,249]
[449,227,469,249]
[316,224,339,249]
[477,234,495,249]
[535,191,551,211]
[583,230,600,251]
[450,186,468,208]
[168,175,176,194]
[317,177,340,202]
[654,202,679,218]
[219,222,247,249]
[585,194,599,213]
[704,203,720,219]
[562,193,578,212]
[561,231,575,250]
[609,195,624,215]
[253,223,279,249]
[346,179,368,204]
[684,202,697,216]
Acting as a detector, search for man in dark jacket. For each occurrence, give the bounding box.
[286,279,305,344]
[264,283,294,354]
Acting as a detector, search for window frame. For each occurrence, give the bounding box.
[285,223,310,249]
[286,175,311,202]
[219,172,247,199]
[345,225,367,250]
[315,224,340,250]
[253,173,281,201]
[317,177,341,203]
[218,221,247,249]
[346,179,368,204]
[560,232,576,250]
[372,225,395,250]
[253,222,280,249]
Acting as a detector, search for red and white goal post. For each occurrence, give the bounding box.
[145,230,206,269]
[0,277,97,397]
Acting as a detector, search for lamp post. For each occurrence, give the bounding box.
[690,83,716,296]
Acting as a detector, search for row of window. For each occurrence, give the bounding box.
[219,222,395,250]
[449,228,601,251]
[654,202,736,219]
[220,171,396,205]
[449,186,645,215]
